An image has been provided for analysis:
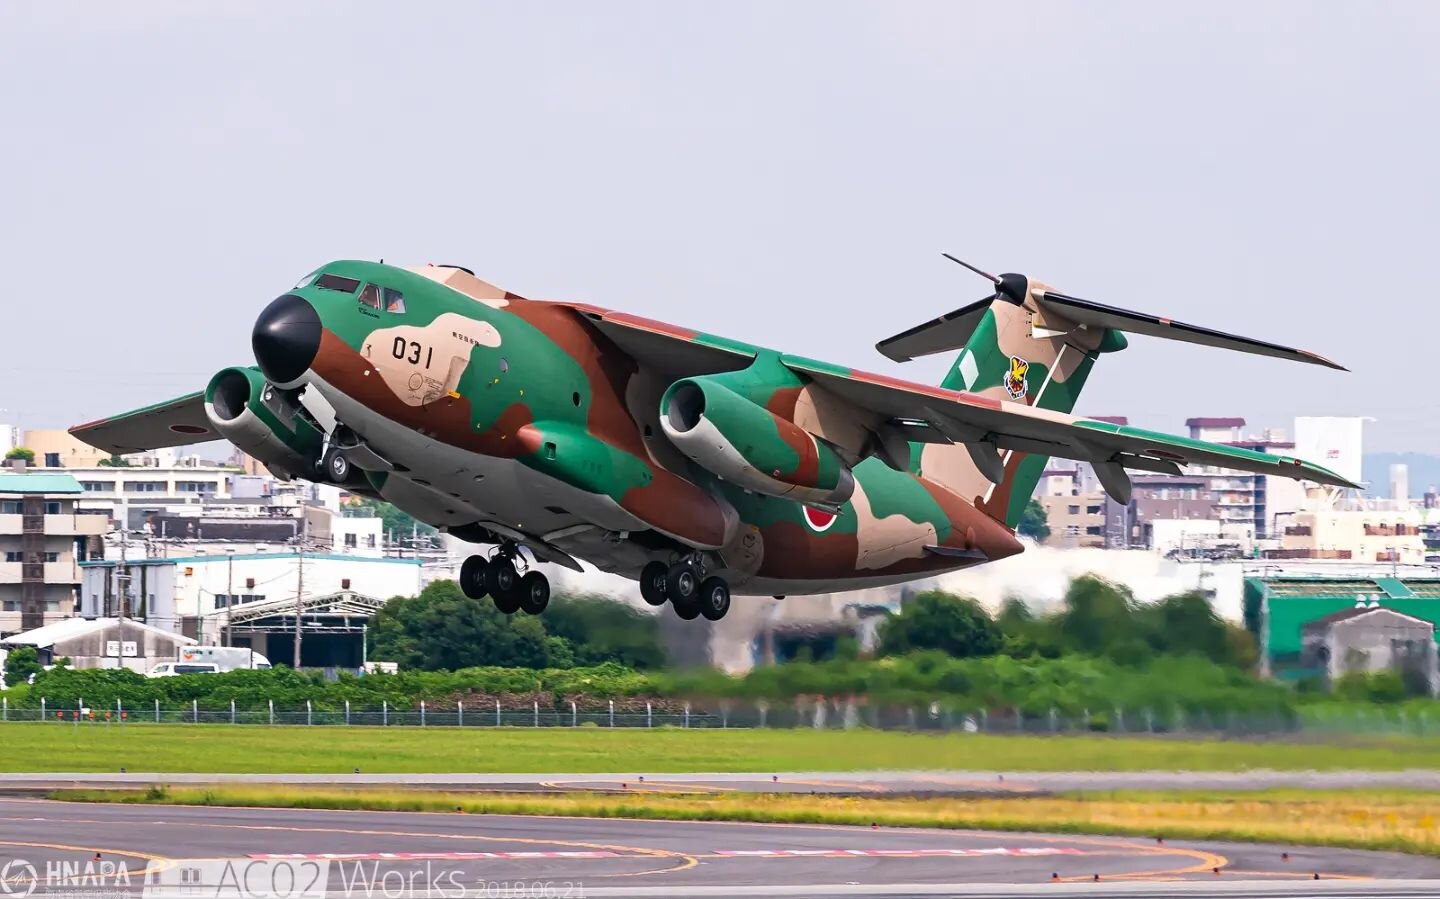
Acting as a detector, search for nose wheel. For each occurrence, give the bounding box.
[460,547,550,616]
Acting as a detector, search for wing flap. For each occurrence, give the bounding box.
[69,392,214,455]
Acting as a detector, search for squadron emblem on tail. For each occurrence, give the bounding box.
[1003,355,1029,399]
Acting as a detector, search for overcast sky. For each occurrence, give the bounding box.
[2,2,1435,453]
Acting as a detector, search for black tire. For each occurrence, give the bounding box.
[459,556,489,599]
[672,594,701,620]
[666,563,698,604]
[699,576,730,621]
[492,588,520,615]
[484,558,518,598]
[324,448,351,483]
[518,571,550,615]
[639,561,669,606]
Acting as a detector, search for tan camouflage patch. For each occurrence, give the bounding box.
[791,381,879,460]
[405,264,512,308]
[363,312,501,407]
[851,478,938,570]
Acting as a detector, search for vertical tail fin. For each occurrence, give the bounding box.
[876,278,1120,527]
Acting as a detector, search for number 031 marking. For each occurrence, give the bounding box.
[392,337,433,368]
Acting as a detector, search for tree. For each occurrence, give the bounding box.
[369,580,553,670]
[878,590,1002,659]
[1056,574,1145,659]
[4,447,34,464]
[1017,499,1050,542]
[98,455,131,467]
[541,594,665,669]
[3,646,41,686]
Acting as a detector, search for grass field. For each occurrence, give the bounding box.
[3,723,1440,773]
[54,786,1440,857]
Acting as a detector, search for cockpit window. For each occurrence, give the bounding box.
[383,287,406,313]
[357,283,382,309]
[293,271,318,290]
[315,273,361,293]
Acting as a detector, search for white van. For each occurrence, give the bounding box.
[147,661,221,678]
[176,646,271,672]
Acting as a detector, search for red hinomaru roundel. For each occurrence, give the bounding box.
[804,506,837,532]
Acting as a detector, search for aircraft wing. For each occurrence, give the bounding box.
[69,392,216,455]
[781,355,1359,490]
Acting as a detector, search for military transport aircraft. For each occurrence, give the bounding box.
[70,257,1354,622]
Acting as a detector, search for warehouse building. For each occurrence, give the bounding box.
[78,552,422,657]
[1244,575,1440,695]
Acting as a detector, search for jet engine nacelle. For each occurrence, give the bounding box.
[660,377,855,507]
[204,367,324,481]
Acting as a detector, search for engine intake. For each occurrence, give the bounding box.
[660,377,855,507]
[203,367,324,481]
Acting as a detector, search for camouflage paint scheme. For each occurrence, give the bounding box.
[71,260,1355,597]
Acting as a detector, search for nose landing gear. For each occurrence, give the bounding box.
[639,555,731,621]
[459,543,550,616]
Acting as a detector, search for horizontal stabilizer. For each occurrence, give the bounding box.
[876,296,993,363]
[876,270,1344,371]
[1036,290,1346,370]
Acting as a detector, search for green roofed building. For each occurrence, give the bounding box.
[1244,575,1440,686]
[0,462,109,634]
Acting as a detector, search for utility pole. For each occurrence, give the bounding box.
[293,515,306,669]
[115,498,129,671]
[225,548,234,647]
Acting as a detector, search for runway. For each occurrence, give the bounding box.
[5,769,1440,795]
[1,797,1438,898]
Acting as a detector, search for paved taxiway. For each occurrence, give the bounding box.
[6,770,1440,795]
[2,797,1439,898]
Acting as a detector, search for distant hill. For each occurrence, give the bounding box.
[1362,453,1440,496]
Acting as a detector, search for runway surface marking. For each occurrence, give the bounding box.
[2,808,701,880]
[3,799,1301,883]
[0,839,163,863]
[252,850,626,860]
[538,779,734,793]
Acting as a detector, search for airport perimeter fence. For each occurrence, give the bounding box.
[4,694,1428,737]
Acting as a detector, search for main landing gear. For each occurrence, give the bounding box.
[459,544,550,616]
[640,556,730,622]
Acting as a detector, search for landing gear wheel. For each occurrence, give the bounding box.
[672,593,701,620]
[518,571,550,615]
[492,588,520,615]
[322,448,351,483]
[666,563,698,605]
[486,557,520,614]
[639,561,669,606]
[699,576,730,621]
[459,556,489,599]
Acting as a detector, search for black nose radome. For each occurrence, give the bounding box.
[252,294,320,386]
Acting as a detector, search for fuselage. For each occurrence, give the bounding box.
[252,260,1022,595]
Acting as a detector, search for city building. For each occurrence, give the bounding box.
[1035,467,1106,548]
[21,428,113,469]
[1271,507,1429,563]
[0,466,107,634]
